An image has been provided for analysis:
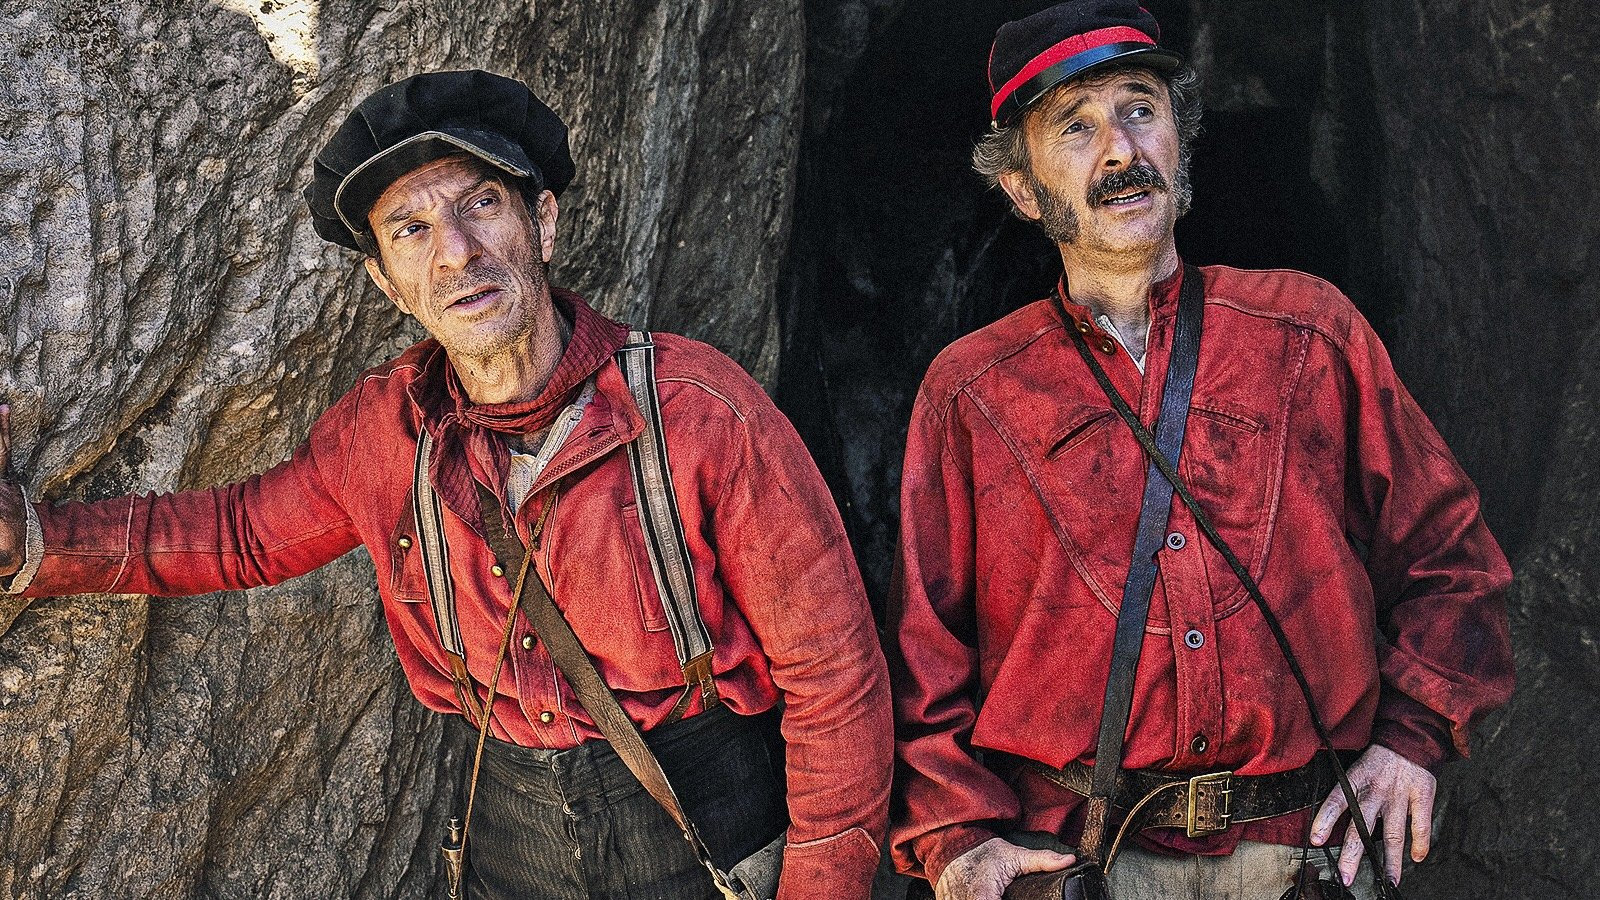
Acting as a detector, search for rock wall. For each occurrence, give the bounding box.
[0,1,801,896]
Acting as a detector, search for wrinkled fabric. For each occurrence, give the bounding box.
[888,265,1513,886]
[25,294,890,900]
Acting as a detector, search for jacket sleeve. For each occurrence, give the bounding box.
[22,386,364,598]
[1341,315,1514,768]
[705,379,892,900]
[886,383,1019,886]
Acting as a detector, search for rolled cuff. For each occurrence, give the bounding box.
[915,823,1000,890]
[2,499,43,594]
[777,826,881,900]
[1372,691,1455,772]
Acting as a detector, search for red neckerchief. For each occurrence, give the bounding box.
[422,287,630,532]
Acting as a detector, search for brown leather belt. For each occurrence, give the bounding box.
[1021,752,1347,838]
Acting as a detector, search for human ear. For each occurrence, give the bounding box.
[534,191,559,263]
[364,256,412,315]
[998,169,1042,221]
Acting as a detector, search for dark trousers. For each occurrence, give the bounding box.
[466,705,787,900]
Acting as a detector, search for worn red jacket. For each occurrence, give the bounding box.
[889,265,1513,885]
[23,296,891,898]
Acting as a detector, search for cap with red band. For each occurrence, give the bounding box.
[988,0,1182,127]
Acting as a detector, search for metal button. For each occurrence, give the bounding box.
[1099,338,1117,354]
[491,564,505,577]
[396,536,412,550]
[538,711,555,724]
[1076,319,1092,334]
[1166,532,1186,551]
[1184,629,1204,650]
[521,634,535,651]
[1191,733,1209,754]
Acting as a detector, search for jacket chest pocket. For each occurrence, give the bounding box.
[1179,402,1281,617]
[622,504,670,632]
[388,500,430,604]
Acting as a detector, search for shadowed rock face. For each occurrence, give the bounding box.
[0,1,800,896]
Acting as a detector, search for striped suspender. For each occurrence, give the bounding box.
[413,429,484,727]
[411,332,719,726]
[616,332,720,721]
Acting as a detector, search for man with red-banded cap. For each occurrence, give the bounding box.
[887,3,1513,899]
[0,71,890,899]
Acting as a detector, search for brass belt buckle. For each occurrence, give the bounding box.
[1185,770,1233,838]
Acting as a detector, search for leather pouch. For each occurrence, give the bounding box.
[719,832,785,900]
[1003,863,1111,900]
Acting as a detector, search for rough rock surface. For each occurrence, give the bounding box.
[0,1,800,896]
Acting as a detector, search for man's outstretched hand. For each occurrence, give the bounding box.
[0,405,27,577]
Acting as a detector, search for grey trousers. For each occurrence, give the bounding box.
[1106,841,1377,900]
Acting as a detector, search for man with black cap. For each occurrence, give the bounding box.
[0,70,891,899]
[888,3,1513,899]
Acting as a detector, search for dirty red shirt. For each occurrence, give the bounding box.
[24,295,891,898]
[888,264,1513,885]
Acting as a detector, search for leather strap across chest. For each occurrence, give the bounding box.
[1054,264,1205,866]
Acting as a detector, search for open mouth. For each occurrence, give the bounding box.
[1101,189,1151,206]
[448,287,500,308]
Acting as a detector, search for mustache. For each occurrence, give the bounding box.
[1088,164,1168,205]
[434,258,518,299]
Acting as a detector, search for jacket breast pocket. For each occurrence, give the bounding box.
[388,501,430,604]
[622,504,670,632]
[1181,402,1281,616]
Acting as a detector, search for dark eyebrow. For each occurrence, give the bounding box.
[1046,96,1089,127]
[1042,79,1160,128]
[379,175,498,227]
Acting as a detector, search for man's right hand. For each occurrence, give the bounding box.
[0,405,27,577]
[934,837,1076,900]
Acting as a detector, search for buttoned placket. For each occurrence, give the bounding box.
[1140,305,1225,769]
[505,393,629,747]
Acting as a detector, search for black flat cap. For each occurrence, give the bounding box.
[989,1,1181,127]
[305,70,576,252]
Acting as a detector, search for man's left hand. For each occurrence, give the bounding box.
[1310,744,1436,888]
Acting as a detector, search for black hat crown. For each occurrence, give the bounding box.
[305,70,575,252]
[989,0,1181,127]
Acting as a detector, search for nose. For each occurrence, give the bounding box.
[1100,120,1137,171]
[433,217,481,271]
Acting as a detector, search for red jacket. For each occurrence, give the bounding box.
[888,265,1513,884]
[24,296,891,898]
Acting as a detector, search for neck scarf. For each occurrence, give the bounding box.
[421,287,630,530]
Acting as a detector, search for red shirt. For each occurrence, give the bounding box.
[24,295,891,899]
[888,265,1513,884]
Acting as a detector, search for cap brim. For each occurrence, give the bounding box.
[995,44,1182,127]
[333,128,537,240]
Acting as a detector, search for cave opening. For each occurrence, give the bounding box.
[781,0,1390,605]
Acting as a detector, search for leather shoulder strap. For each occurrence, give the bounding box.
[1064,266,1402,899]
[616,331,720,721]
[473,487,738,898]
[1054,265,1205,863]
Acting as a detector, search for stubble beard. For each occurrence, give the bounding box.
[426,249,551,364]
